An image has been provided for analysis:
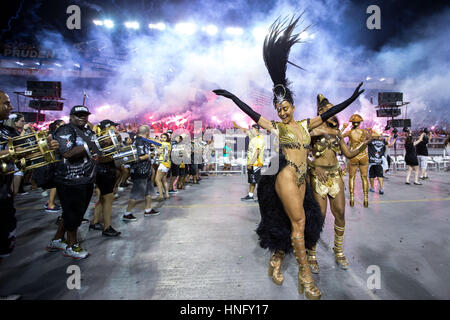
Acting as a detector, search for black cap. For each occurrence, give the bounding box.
[167,129,173,134]
[70,105,91,115]
[98,119,119,130]
[252,124,260,130]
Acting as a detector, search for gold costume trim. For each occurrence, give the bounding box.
[272,120,311,187]
[310,163,343,199]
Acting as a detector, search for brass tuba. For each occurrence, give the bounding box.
[0,130,59,174]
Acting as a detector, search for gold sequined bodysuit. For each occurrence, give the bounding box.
[310,135,344,199]
[271,120,311,187]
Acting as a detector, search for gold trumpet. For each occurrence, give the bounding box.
[0,130,59,174]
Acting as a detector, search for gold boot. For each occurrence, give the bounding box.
[333,224,349,270]
[349,176,355,207]
[307,245,319,274]
[268,250,285,285]
[292,236,321,300]
[362,176,369,207]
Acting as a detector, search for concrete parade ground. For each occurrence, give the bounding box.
[0,171,449,300]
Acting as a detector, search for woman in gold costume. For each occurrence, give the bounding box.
[342,114,370,207]
[306,95,372,273]
[213,16,365,300]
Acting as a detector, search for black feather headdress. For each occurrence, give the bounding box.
[263,14,309,107]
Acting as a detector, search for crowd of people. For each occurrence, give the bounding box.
[0,96,222,261]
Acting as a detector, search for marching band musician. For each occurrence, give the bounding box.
[46,105,98,259]
[0,91,59,258]
[89,120,122,237]
[123,125,161,221]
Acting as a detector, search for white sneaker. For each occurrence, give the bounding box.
[118,187,124,192]
[63,244,89,259]
[46,239,68,252]
[114,193,119,199]
[41,190,49,197]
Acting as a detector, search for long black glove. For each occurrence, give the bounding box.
[321,82,365,122]
[213,89,261,124]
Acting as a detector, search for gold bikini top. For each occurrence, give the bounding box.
[312,136,340,158]
[271,120,311,150]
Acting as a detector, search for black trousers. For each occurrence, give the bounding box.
[56,183,94,232]
[0,197,16,255]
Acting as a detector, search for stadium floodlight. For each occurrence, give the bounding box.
[103,20,114,28]
[366,76,371,80]
[54,63,62,67]
[15,61,24,66]
[175,22,197,35]
[93,20,104,26]
[379,78,385,81]
[309,33,316,39]
[203,25,218,36]
[149,23,166,31]
[252,27,266,40]
[125,21,140,29]
[225,27,243,36]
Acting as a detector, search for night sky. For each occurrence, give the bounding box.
[1,0,449,51]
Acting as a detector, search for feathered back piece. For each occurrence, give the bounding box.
[263,14,309,107]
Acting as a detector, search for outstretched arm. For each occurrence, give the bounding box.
[213,89,274,131]
[308,82,365,130]
[413,133,424,146]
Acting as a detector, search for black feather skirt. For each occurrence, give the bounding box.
[256,153,324,254]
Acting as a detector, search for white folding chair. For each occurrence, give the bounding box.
[395,155,406,170]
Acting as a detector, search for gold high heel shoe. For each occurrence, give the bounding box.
[292,236,321,300]
[333,224,349,270]
[298,264,322,300]
[307,245,319,274]
[268,250,284,285]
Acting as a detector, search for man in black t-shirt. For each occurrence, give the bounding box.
[123,125,160,221]
[368,132,386,195]
[0,91,16,258]
[47,105,98,259]
[416,128,433,180]
[1,91,58,259]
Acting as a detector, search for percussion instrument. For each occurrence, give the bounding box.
[112,145,139,167]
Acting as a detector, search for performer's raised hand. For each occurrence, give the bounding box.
[350,82,365,100]
[212,89,262,125]
[213,89,236,100]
